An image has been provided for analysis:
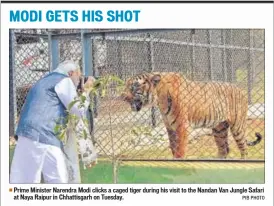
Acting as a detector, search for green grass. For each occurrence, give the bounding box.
[81,161,264,184]
[9,147,264,184]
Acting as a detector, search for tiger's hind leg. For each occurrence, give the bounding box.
[212,121,230,159]
[230,126,248,160]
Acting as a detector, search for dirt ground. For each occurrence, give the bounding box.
[10,98,264,161]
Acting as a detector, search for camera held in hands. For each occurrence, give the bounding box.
[77,76,89,94]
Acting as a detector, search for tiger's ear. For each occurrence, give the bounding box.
[150,74,161,87]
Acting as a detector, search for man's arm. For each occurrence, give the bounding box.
[54,78,90,118]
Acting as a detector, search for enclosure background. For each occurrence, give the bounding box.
[9,29,265,163]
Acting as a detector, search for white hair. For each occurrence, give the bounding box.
[53,60,80,76]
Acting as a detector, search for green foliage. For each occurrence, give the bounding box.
[68,99,79,111]
[131,126,152,137]
[54,75,125,143]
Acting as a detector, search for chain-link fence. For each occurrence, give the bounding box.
[9,29,265,182]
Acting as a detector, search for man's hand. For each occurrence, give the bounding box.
[83,76,96,92]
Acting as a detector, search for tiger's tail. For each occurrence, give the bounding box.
[247,132,263,146]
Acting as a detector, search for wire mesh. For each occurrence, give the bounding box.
[13,31,50,120]
[59,36,82,63]
[91,29,265,161]
[10,29,265,163]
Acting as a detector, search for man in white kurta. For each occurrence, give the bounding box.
[10,60,95,184]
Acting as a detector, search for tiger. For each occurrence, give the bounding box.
[121,72,263,159]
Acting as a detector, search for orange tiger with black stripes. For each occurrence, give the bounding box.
[122,72,262,159]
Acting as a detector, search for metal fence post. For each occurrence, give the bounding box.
[147,32,156,127]
[247,29,254,105]
[221,30,228,82]
[227,29,235,83]
[9,29,16,137]
[230,30,235,83]
[91,40,99,119]
[48,31,59,71]
[190,30,196,80]
[81,29,92,76]
[208,30,213,80]
[81,29,96,140]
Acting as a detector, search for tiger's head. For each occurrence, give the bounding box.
[121,73,162,112]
